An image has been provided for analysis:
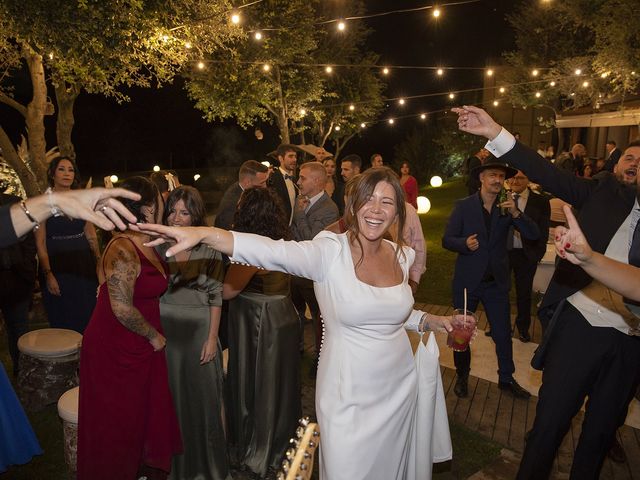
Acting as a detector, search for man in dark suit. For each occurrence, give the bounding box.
[443,163,540,399]
[0,189,37,377]
[454,105,640,479]
[464,148,491,195]
[603,140,622,173]
[214,160,269,230]
[506,170,551,342]
[268,144,299,225]
[291,162,339,372]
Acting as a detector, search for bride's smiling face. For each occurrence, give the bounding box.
[356,180,398,241]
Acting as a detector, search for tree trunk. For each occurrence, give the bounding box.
[0,127,40,196]
[54,82,80,160]
[334,133,356,160]
[22,43,50,193]
[273,66,290,143]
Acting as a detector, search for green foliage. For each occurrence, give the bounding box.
[502,0,640,111]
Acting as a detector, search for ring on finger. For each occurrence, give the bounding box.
[100,205,108,212]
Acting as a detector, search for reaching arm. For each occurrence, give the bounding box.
[555,205,640,301]
[223,264,259,300]
[104,238,165,351]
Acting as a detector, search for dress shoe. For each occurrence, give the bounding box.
[607,433,627,463]
[454,374,469,398]
[519,332,531,343]
[498,379,531,399]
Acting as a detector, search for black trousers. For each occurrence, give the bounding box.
[509,249,538,336]
[517,303,640,479]
[291,276,322,356]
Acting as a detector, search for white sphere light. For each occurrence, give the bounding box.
[110,175,119,183]
[430,176,443,187]
[417,196,431,214]
[193,174,201,181]
[153,165,160,172]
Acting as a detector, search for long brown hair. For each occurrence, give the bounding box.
[343,166,406,265]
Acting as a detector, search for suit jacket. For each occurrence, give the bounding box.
[602,147,622,173]
[291,191,339,241]
[0,194,37,293]
[442,193,540,294]
[214,182,243,230]
[516,188,551,263]
[499,141,637,311]
[268,169,296,223]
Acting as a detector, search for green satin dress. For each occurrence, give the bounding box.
[226,270,301,477]
[159,244,231,480]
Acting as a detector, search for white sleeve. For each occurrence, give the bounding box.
[404,309,426,332]
[230,230,341,283]
[484,128,516,158]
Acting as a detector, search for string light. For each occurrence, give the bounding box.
[574,68,582,75]
[299,108,306,116]
[448,93,455,99]
[493,100,499,106]
[582,81,589,87]
[48,52,54,60]
[337,21,346,31]
[388,119,395,124]
[348,104,355,111]
[600,72,608,78]
[254,31,263,40]
[549,81,556,86]
[382,67,390,75]
[570,92,575,96]
[325,66,333,73]
[531,69,539,77]
[185,42,192,49]
[436,68,444,76]
[153,165,161,172]
[262,63,271,72]
[162,35,169,43]
[535,91,541,98]
[420,113,426,119]
[231,12,241,24]
[110,175,119,183]
[197,61,205,70]
[432,8,441,18]
[193,174,201,181]
[360,123,366,128]
[499,87,505,93]
[398,98,405,105]
[335,125,341,131]
[486,69,494,76]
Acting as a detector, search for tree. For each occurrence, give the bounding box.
[501,0,640,113]
[0,0,237,194]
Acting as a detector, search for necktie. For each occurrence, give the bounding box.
[284,173,293,181]
[506,193,520,251]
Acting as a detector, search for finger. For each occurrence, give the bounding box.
[462,105,483,114]
[143,237,168,248]
[554,226,568,240]
[106,199,138,225]
[563,205,580,231]
[470,233,478,239]
[100,207,129,231]
[104,188,141,202]
[442,318,453,333]
[82,210,118,231]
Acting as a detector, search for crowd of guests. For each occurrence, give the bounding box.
[1,118,639,480]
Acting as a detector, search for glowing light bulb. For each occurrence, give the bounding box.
[493,100,499,106]
[349,104,355,111]
[574,68,582,75]
[337,21,346,31]
[325,66,333,73]
[299,108,306,116]
[231,13,240,24]
[448,93,455,99]
[532,69,539,77]
[185,42,192,49]
[153,165,161,172]
[262,63,271,72]
[388,119,395,125]
[430,176,443,188]
[486,69,494,76]
[162,35,169,43]
[535,91,541,98]
[254,32,263,41]
[110,175,118,183]
[48,52,54,60]
[335,125,341,131]
[432,8,441,18]
[197,61,205,70]
[398,98,405,105]
[420,113,426,120]
[601,72,608,78]
[417,196,431,214]
[582,81,589,87]
[360,123,366,128]
[382,67,389,75]
[499,87,506,93]
[436,68,444,76]
[193,174,201,181]
[549,81,556,86]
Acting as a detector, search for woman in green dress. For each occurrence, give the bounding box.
[223,188,301,478]
[160,186,230,480]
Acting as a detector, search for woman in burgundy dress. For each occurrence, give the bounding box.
[78,177,182,480]
[399,161,419,209]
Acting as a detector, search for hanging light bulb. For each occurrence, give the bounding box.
[382,67,390,75]
[486,69,494,76]
[432,8,441,18]
[549,81,556,87]
[499,87,506,93]
[153,165,161,172]
[398,98,405,105]
[325,66,333,73]
[299,108,306,116]
[420,113,426,120]
[197,61,205,70]
[436,68,444,76]
[335,125,341,131]
[388,119,395,125]
[337,21,346,31]
[254,32,263,41]
[582,81,589,87]
[535,91,541,98]
[193,174,201,181]
[493,100,499,106]
[531,69,539,77]
[349,104,355,111]
[230,12,241,24]
[574,68,582,75]
[448,93,455,99]
[262,63,271,72]
[360,123,366,128]
[110,175,119,183]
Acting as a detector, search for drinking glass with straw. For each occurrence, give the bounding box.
[447,288,477,351]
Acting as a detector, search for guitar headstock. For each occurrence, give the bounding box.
[277,417,320,480]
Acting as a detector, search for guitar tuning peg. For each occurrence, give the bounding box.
[277,473,286,480]
[286,447,296,460]
[312,430,320,437]
[308,440,316,448]
[300,417,310,427]
[303,451,311,459]
[289,437,300,446]
[300,463,308,470]
[295,475,303,480]
[296,426,305,437]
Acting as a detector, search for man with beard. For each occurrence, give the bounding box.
[443,163,540,399]
[454,105,640,479]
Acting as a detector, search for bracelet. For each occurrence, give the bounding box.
[419,313,431,332]
[20,201,40,231]
[46,188,63,217]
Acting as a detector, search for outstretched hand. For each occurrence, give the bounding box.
[451,105,503,140]
[554,205,593,265]
[56,188,141,231]
[132,223,211,257]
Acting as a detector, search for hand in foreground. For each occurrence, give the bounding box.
[451,105,502,140]
[149,331,167,352]
[132,223,210,257]
[554,205,593,265]
[200,338,218,365]
[56,188,141,230]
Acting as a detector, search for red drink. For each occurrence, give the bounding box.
[446,309,477,352]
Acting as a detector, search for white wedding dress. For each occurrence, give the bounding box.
[231,231,432,480]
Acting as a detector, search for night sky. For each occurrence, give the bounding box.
[1,0,518,180]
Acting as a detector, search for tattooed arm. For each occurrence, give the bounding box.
[103,238,166,351]
[84,221,101,262]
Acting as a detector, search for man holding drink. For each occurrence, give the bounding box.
[442,162,540,399]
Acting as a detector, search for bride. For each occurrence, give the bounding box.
[136,167,464,480]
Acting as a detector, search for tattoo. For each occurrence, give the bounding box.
[106,243,155,339]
